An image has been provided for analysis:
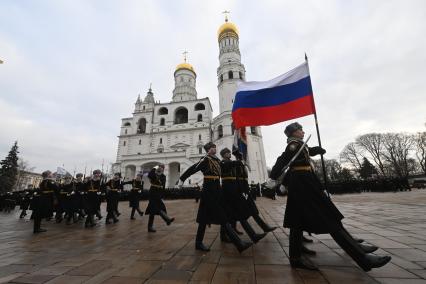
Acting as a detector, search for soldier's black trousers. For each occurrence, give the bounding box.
[289,228,303,259]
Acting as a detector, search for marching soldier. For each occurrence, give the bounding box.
[268,122,391,271]
[232,150,277,234]
[145,164,174,232]
[56,176,72,223]
[105,173,122,224]
[125,173,144,220]
[32,170,58,233]
[19,190,31,219]
[84,170,103,228]
[220,147,266,244]
[178,142,252,253]
[74,173,86,220]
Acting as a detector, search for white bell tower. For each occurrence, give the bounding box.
[213,12,268,184]
[217,12,246,113]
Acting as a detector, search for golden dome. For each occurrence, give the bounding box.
[217,21,239,39]
[175,62,195,73]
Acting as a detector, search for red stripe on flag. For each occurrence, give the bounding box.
[232,95,316,129]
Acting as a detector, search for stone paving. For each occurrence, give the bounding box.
[0,190,426,283]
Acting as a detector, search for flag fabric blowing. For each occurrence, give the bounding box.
[232,62,316,129]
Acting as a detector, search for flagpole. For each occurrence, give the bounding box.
[305,53,330,196]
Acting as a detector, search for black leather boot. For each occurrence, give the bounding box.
[130,208,136,220]
[33,217,47,233]
[252,214,277,232]
[240,220,267,243]
[289,228,318,270]
[195,223,210,251]
[360,243,378,253]
[148,214,156,232]
[331,229,391,271]
[224,223,252,253]
[159,210,175,225]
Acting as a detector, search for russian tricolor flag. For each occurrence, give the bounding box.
[232,62,316,129]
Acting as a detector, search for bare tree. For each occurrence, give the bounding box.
[356,133,387,176]
[413,131,426,175]
[339,142,363,171]
[312,159,343,182]
[381,133,414,178]
[15,159,35,190]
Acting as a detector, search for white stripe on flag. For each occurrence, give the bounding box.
[236,62,309,92]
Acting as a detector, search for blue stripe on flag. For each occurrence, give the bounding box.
[232,76,312,111]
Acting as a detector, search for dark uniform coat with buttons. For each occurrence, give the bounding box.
[145,169,167,215]
[105,179,122,213]
[85,179,103,215]
[180,155,228,225]
[127,180,143,208]
[234,159,260,216]
[220,159,251,221]
[34,179,58,218]
[270,139,344,234]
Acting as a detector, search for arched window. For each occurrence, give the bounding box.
[143,106,145,110]
[123,122,131,126]
[250,126,257,135]
[138,139,141,145]
[124,129,127,135]
[160,138,163,144]
[160,118,165,126]
[228,71,233,79]
[198,134,201,140]
[138,118,147,133]
[239,72,243,80]
[197,114,202,122]
[174,107,188,124]
[123,141,126,146]
[158,107,168,115]
[198,147,202,154]
[231,122,235,135]
[194,103,205,111]
[218,125,223,138]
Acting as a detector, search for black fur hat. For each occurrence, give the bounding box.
[203,142,216,152]
[284,122,303,137]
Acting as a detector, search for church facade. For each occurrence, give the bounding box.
[113,19,268,188]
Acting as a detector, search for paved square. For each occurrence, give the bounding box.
[1,190,426,283]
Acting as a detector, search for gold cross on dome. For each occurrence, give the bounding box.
[222,10,230,22]
[183,51,188,62]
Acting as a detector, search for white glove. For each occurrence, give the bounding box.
[265,178,277,189]
[279,185,287,194]
[97,192,101,195]
[138,190,141,193]
[71,191,75,195]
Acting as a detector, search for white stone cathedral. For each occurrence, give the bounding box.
[113,18,268,188]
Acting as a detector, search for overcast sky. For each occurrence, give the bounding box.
[1,0,425,174]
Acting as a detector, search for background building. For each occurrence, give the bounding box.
[114,18,268,188]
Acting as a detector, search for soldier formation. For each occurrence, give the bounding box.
[8,167,173,234]
[0,122,396,273]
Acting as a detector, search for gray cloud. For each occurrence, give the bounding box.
[1,0,425,173]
